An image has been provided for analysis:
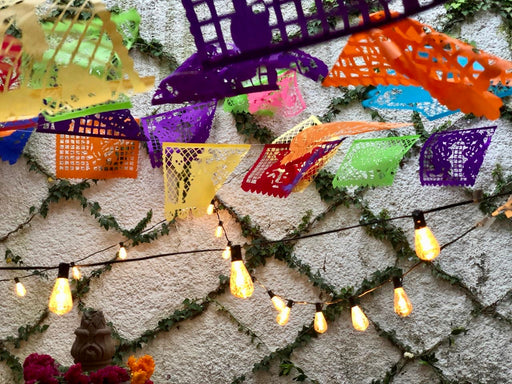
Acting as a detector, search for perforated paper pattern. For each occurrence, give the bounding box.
[333,135,420,188]
[242,140,342,198]
[223,94,249,114]
[38,109,144,141]
[0,0,153,121]
[248,70,305,117]
[0,35,22,92]
[0,117,38,133]
[272,115,322,144]
[181,0,447,66]
[419,127,496,187]
[141,101,216,168]
[0,128,33,164]
[323,13,512,120]
[163,143,250,220]
[56,135,139,179]
[283,121,410,163]
[152,46,327,104]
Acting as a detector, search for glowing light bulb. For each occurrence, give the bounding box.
[314,303,328,334]
[230,245,254,299]
[412,210,440,261]
[48,263,73,315]
[267,290,286,312]
[393,277,413,317]
[222,242,232,260]
[215,221,224,238]
[71,265,81,280]
[276,300,293,326]
[14,278,26,297]
[207,201,215,215]
[350,298,369,331]
[118,243,127,260]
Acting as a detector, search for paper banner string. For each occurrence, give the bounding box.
[272,115,322,144]
[56,135,139,179]
[0,117,38,133]
[0,34,22,92]
[419,126,496,187]
[282,121,411,164]
[492,196,512,219]
[141,101,217,168]
[333,135,420,188]
[152,45,327,104]
[248,70,306,118]
[181,0,447,66]
[162,143,250,220]
[242,140,342,198]
[323,12,512,120]
[37,109,145,141]
[223,94,249,114]
[0,0,153,121]
[0,128,34,164]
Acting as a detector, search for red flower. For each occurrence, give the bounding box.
[23,353,60,384]
[63,363,90,384]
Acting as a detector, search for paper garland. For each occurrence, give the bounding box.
[282,121,411,164]
[242,140,343,198]
[0,128,34,164]
[163,143,250,219]
[56,135,139,179]
[323,12,512,120]
[332,136,420,188]
[272,116,322,145]
[0,0,153,121]
[37,109,145,141]
[223,94,249,114]
[419,127,496,187]
[181,0,448,66]
[141,101,217,168]
[152,46,327,104]
[0,117,38,133]
[0,34,22,92]
[492,196,512,219]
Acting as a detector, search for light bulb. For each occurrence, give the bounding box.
[350,298,369,331]
[222,242,232,260]
[412,210,440,261]
[14,278,26,297]
[276,300,293,326]
[118,243,127,260]
[207,201,215,215]
[48,263,73,315]
[230,245,254,299]
[215,222,224,238]
[393,277,413,317]
[314,303,328,334]
[267,290,286,312]
[71,265,81,280]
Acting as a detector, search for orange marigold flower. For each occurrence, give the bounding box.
[128,355,155,384]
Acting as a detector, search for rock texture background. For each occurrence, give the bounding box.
[0,1,511,383]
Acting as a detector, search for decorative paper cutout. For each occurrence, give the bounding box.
[181,0,447,66]
[248,70,306,117]
[141,101,217,168]
[242,140,342,198]
[0,128,34,164]
[0,0,153,121]
[272,116,322,144]
[419,126,496,187]
[162,143,250,219]
[282,121,411,164]
[56,135,139,179]
[152,45,327,104]
[223,94,249,114]
[38,109,145,141]
[492,196,512,219]
[323,12,512,120]
[0,117,38,133]
[333,135,420,188]
[0,34,22,92]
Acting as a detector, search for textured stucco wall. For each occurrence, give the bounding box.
[1,1,511,383]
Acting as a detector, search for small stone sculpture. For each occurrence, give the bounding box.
[71,310,115,372]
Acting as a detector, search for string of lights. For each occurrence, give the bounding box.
[1,191,509,333]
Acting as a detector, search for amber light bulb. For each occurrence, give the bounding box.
[267,290,286,312]
[222,242,232,260]
[350,298,369,332]
[206,201,215,215]
[412,210,440,261]
[215,221,224,238]
[14,278,26,297]
[393,277,413,317]
[276,300,293,326]
[314,303,328,334]
[48,263,73,315]
[118,242,127,260]
[230,245,254,299]
[71,265,81,280]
